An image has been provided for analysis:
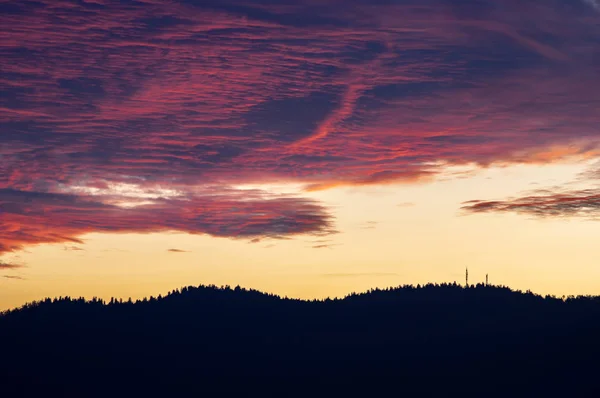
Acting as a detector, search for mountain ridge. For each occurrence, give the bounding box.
[1,283,599,397]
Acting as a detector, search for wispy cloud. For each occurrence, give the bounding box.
[359,221,378,230]
[64,246,85,251]
[462,189,600,219]
[310,243,342,249]
[2,0,600,253]
[0,188,335,255]
[167,249,189,253]
[578,163,600,181]
[0,261,23,270]
[3,275,25,280]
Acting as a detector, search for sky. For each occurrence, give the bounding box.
[1,0,600,310]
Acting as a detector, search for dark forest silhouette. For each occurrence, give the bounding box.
[1,283,600,397]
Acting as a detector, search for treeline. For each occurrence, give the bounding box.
[1,283,599,397]
[4,281,599,315]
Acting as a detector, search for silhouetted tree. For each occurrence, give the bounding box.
[0,283,599,397]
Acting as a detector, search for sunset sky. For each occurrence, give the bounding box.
[1,0,600,310]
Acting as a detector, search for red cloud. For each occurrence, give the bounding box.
[0,188,335,255]
[1,0,600,252]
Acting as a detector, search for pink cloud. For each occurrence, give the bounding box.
[0,188,335,255]
[1,0,599,252]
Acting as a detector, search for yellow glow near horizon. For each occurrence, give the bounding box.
[1,160,599,311]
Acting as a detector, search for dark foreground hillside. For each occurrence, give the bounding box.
[1,283,600,397]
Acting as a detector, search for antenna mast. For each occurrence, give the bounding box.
[465,268,469,287]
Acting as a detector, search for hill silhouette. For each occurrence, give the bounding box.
[1,283,599,397]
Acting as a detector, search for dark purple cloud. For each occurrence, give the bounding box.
[464,161,600,219]
[1,0,599,253]
[0,188,335,254]
[462,189,600,219]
